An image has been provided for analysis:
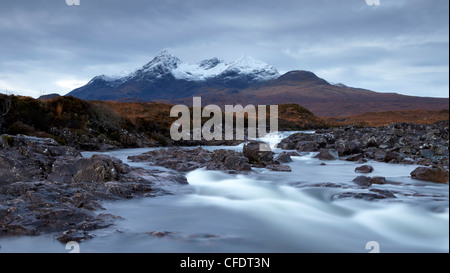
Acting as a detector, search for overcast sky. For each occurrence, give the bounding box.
[0,0,448,98]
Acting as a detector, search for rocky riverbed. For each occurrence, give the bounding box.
[278,121,449,183]
[0,121,448,249]
[0,134,186,242]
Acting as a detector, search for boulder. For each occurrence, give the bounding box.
[370,176,387,185]
[48,155,129,184]
[295,141,320,152]
[355,165,374,173]
[266,164,292,172]
[210,149,251,172]
[352,176,372,187]
[274,152,293,163]
[129,147,253,173]
[346,153,364,162]
[410,167,449,184]
[243,141,274,165]
[314,149,339,160]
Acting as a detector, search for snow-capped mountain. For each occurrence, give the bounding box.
[68,50,281,101]
[94,50,280,83]
[65,50,450,117]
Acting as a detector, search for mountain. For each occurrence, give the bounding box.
[68,50,280,101]
[67,50,449,117]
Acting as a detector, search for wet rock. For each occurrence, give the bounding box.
[346,153,364,162]
[434,145,448,156]
[211,149,252,172]
[384,151,405,163]
[370,176,387,185]
[335,190,396,201]
[411,167,449,184]
[401,158,415,165]
[374,150,386,162]
[357,158,368,164]
[147,231,176,238]
[0,134,190,241]
[314,149,339,160]
[352,176,372,187]
[56,229,94,243]
[266,164,292,172]
[129,147,252,173]
[278,121,449,169]
[274,152,293,163]
[48,155,129,184]
[296,141,320,152]
[285,151,301,157]
[355,165,374,173]
[243,141,274,165]
[420,149,434,159]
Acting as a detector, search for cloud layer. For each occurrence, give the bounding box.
[0,0,448,98]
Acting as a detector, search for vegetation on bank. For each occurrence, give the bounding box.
[0,94,334,149]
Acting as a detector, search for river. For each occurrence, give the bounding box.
[0,132,448,253]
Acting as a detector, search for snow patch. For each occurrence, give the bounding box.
[93,50,280,84]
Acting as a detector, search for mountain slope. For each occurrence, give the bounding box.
[68,50,280,101]
[67,50,449,117]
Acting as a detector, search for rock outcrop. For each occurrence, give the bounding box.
[0,134,187,242]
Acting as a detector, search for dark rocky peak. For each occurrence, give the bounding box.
[277,70,330,85]
[198,58,222,70]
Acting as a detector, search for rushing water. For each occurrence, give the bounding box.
[0,132,448,253]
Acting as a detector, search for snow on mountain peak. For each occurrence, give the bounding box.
[143,50,181,71]
[224,55,280,80]
[98,51,280,83]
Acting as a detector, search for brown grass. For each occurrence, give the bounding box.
[327,109,449,127]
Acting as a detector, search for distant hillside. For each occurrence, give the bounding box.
[328,109,450,127]
[67,51,449,117]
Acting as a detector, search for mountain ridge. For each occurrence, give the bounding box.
[67,50,449,117]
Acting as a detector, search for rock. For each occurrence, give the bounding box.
[357,158,368,164]
[384,151,405,163]
[335,190,396,201]
[275,121,449,168]
[401,158,415,165]
[355,165,374,173]
[210,149,252,172]
[243,141,274,165]
[346,153,364,161]
[285,151,301,157]
[370,176,387,185]
[266,164,292,172]
[295,141,320,152]
[48,155,128,184]
[420,149,434,159]
[314,149,339,160]
[56,229,94,243]
[394,128,404,137]
[129,147,252,173]
[410,167,449,184]
[0,134,191,241]
[374,150,386,162]
[274,152,293,163]
[434,145,448,156]
[352,176,372,187]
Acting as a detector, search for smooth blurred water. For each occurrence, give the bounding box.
[0,132,448,253]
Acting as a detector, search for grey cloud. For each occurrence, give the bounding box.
[0,0,448,98]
